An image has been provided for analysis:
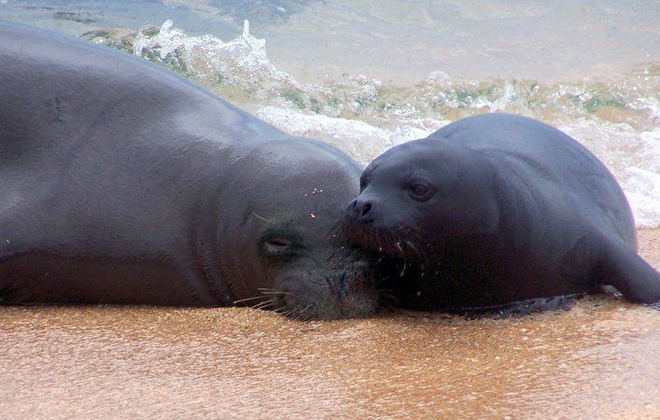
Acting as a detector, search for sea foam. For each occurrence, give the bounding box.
[91,20,660,228]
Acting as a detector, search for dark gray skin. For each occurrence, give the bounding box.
[0,22,377,320]
[342,113,660,310]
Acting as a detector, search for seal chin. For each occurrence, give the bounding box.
[271,258,378,320]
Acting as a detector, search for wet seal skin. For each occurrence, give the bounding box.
[341,113,660,313]
[0,22,376,320]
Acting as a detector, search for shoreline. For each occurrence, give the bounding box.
[0,228,658,418]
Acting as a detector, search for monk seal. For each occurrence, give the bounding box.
[0,22,376,319]
[341,113,660,310]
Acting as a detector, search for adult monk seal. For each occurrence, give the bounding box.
[0,22,376,319]
[341,113,660,310]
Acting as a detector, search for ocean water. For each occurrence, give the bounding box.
[2,0,660,227]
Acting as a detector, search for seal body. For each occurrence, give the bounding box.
[343,113,660,309]
[0,22,376,319]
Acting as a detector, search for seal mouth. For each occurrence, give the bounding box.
[271,287,379,321]
[298,273,378,320]
[232,235,380,320]
[334,217,433,309]
[337,217,429,270]
[254,252,379,320]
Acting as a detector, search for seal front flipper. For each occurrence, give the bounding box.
[596,237,660,304]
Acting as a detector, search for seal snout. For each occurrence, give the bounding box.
[347,196,377,225]
[273,254,377,320]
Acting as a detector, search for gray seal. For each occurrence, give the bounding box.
[342,113,660,310]
[0,22,376,319]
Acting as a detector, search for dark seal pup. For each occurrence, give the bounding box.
[342,113,660,310]
[0,22,376,319]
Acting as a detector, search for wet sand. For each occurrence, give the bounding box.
[2,229,660,418]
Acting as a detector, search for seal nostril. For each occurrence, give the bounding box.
[361,203,372,216]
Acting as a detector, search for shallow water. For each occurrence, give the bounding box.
[1,230,659,418]
[4,0,660,83]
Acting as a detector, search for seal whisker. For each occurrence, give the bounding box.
[274,307,296,318]
[251,211,274,224]
[293,304,313,321]
[252,299,275,310]
[405,238,429,271]
[260,291,293,296]
[233,295,268,304]
[330,219,347,245]
[375,276,392,286]
[379,292,400,307]
[395,241,407,277]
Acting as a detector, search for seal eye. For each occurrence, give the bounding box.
[259,230,303,260]
[409,184,433,201]
[264,238,292,253]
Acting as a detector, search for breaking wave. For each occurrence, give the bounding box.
[83,20,660,228]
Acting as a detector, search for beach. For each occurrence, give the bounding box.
[1,228,659,418]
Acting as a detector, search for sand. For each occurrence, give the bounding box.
[1,229,659,419]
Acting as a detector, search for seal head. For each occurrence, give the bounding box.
[0,22,378,320]
[342,138,499,269]
[210,139,378,319]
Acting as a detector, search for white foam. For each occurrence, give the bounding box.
[561,119,660,228]
[256,106,441,165]
[130,20,660,228]
[632,96,660,123]
[621,167,660,228]
[133,20,306,100]
[260,105,660,229]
